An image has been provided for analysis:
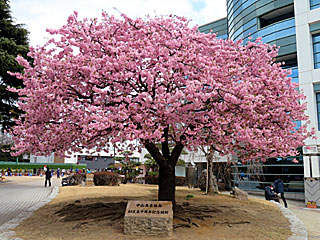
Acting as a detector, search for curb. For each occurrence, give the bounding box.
[271,201,308,240]
[0,186,59,240]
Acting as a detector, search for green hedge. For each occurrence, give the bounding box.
[0,161,86,171]
[94,172,120,186]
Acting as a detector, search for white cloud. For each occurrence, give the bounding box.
[10,0,227,46]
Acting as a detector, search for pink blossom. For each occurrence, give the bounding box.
[8,12,314,161]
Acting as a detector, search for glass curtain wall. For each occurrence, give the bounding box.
[226,0,304,196]
[231,155,304,193]
[199,0,304,196]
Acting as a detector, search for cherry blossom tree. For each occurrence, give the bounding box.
[9,12,313,203]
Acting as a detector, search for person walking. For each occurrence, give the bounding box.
[57,168,61,178]
[7,167,11,176]
[274,177,288,208]
[44,168,52,187]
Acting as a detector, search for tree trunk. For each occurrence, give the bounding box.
[206,149,218,194]
[144,137,184,205]
[123,168,127,184]
[158,161,176,204]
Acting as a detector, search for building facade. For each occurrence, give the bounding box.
[294,0,320,206]
[199,0,320,204]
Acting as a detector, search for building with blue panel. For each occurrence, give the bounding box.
[199,0,320,204]
[198,17,228,39]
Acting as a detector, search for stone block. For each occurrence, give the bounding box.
[124,201,173,236]
[232,187,248,201]
[86,173,94,186]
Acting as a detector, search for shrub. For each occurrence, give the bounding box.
[61,174,86,186]
[132,176,144,184]
[186,194,194,200]
[145,175,159,184]
[218,182,226,191]
[175,176,186,186]
[199,170,207,191]
[72,173,86,185]
[94,172,120,186]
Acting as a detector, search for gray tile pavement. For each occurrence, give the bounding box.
[286,200,320,239]
[0,177,60,228]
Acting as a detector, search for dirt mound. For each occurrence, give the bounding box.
[14,185,291,240]
[54,199,253,233]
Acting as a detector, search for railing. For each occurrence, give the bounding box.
[232,161,304,193]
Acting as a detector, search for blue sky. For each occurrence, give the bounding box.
[191,0,206,11]
[10,0,227,46]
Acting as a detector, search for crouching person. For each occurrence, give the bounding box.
[265,185,279,203]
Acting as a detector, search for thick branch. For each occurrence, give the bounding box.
[144,141,165,167]
[162,126,170,160]
[170,135,185,165]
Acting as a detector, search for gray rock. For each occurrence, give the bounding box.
[232,187,248,201]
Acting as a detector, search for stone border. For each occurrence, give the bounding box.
[271,201,307,240]
[0,186,59,240]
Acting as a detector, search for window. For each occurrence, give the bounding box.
[313,33,320,69]
[310,0,320,10]
[277,54,298,69]
[259,5,294,29]
[316,93,320,130]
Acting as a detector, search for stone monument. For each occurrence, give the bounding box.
[124,200,173,236]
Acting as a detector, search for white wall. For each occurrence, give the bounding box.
[295,0,320,181]
[29,152,54,163]
[65,146,144,164]
[295,0,320,146]
[181,148,230,164]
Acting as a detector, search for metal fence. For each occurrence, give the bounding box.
[231,157,304,194]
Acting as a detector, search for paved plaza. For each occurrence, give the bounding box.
[0,176,60,239]
[287,199,320,239]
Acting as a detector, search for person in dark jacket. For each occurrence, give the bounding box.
[45,168,52,187]
[265,185,279,202]
[274,177,288,208]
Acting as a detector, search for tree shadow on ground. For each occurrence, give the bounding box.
[54,199,234,230]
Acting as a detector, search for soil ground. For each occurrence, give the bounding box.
[14,184,291,240]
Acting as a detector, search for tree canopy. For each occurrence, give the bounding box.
[9,12,313,201]
[0,0,29,131]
